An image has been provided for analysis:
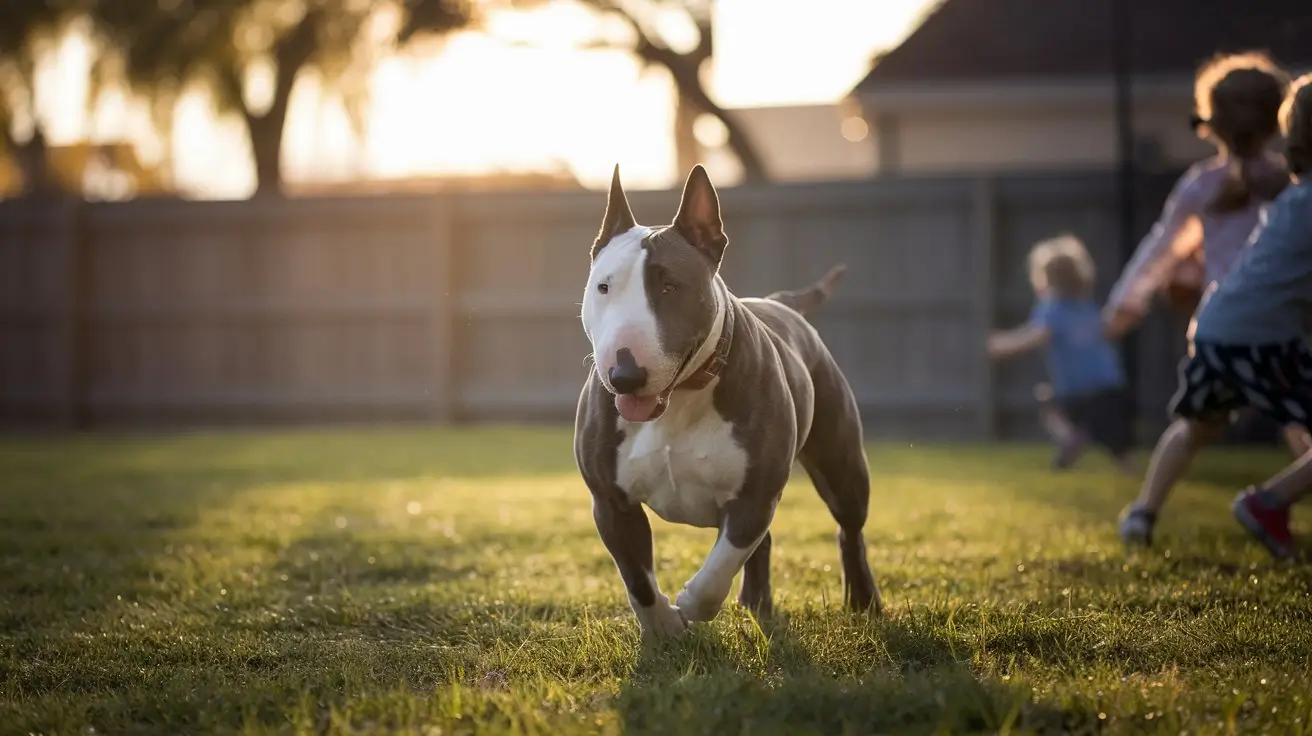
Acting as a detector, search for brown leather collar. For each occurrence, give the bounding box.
[674,301,734,391]
[644,303,735,421]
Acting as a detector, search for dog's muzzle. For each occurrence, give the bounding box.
[608,348,648,395]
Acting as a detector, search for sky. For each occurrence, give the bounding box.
[37,0,935,198]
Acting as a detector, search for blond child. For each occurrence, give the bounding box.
[1120,75,1312,558]
[989,235,1134,473]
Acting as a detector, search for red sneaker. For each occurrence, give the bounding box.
[1232,489,1295,559]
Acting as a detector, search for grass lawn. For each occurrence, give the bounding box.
[2,427,1311,735]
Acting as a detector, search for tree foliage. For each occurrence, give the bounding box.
[594,0,766,182]
[87,0,475,196]
[510,0,768,183]
[0,0,87,193]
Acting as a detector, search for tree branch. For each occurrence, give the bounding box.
[569,0,768,182]
[268,9,321,124]
[0,107,15,154]
[573,0,659,58]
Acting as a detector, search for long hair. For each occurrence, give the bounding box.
[1282,74,1312,178]
[1193,52,1291,212]
[1028,234,1095,300]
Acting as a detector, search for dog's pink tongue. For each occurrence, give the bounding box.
[616,394,661,422]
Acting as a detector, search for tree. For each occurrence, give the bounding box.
[0,0,84,195]
[506,0,768,183]
[88,0,475,197]
[585,0,767,183]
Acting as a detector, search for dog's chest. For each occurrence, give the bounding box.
[615,392,748,528]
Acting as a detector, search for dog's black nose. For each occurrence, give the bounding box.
[609,348,648,395]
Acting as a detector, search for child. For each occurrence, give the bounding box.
[1105,53,1305,545]
[989,235,1134,473]
[1127,74,1312,558]
[1104,52,1290,335]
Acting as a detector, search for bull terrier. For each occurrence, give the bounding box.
[574,164,882,637]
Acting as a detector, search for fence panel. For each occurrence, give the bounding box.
[0,171,1189,439]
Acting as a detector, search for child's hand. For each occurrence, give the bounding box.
[1102,306,1140,340]
[988,325,1048,359]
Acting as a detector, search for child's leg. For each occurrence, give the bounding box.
[1232,448,1312,559]
[1227,340,1312,558]
[1035,383,1073,441]
[1081,387,1137,475]
[1121,341,1244,545]
[1132,417,1223,513]
[1282,424,1312,457]
[1041,405,1078,445]
[1046,408,1088,469]
[1035,383,1087,468]
[1119,417,1224,545]
[1233,446,1312,558]
[1259,447,1312,506]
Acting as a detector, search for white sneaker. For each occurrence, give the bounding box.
[1118,505,1155,547]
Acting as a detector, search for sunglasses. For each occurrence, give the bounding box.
[1189,113,1209,131]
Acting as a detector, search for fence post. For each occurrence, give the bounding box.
[52,197,91,430]
[429,198,458,422]
[972,178,998,440]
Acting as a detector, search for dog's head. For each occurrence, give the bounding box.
[581,164,728,422]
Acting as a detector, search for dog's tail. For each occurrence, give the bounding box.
[764,263,846,317]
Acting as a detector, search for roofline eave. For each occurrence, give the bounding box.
[850,73,1198,114]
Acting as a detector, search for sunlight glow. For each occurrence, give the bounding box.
[362,33,672,189]
[841,116,868,143]
[711,0,930,107]
[21,0,933,198]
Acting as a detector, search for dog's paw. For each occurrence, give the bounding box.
[674,588,722,623]
[635,597,688,638]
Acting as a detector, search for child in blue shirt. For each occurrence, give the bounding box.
[1119,75,1312,558]
[989,234,1133,473]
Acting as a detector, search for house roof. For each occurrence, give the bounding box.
[854,0,1312,93]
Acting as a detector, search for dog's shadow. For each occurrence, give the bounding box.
[615,608,1096,735]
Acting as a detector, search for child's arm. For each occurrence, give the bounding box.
[987,324,1050,360]
[1104,168,1206,333]
[1102,307,1139,341]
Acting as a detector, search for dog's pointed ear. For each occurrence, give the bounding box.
[593,164,637,259]
[673,164,727,268]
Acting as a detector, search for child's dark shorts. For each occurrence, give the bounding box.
[1170,340,1312,428]
[1058,386,1134,457]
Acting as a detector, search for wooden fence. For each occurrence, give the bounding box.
[0,171,1191,440]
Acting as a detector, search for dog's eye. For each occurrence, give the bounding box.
[662,282,676,295]
[597,283,609,294]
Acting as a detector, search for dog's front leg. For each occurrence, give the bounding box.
[592,492,686,638]
[675,494,777,623]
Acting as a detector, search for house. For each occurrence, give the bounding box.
[702,103,877,183]
[848,0,1312,175]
